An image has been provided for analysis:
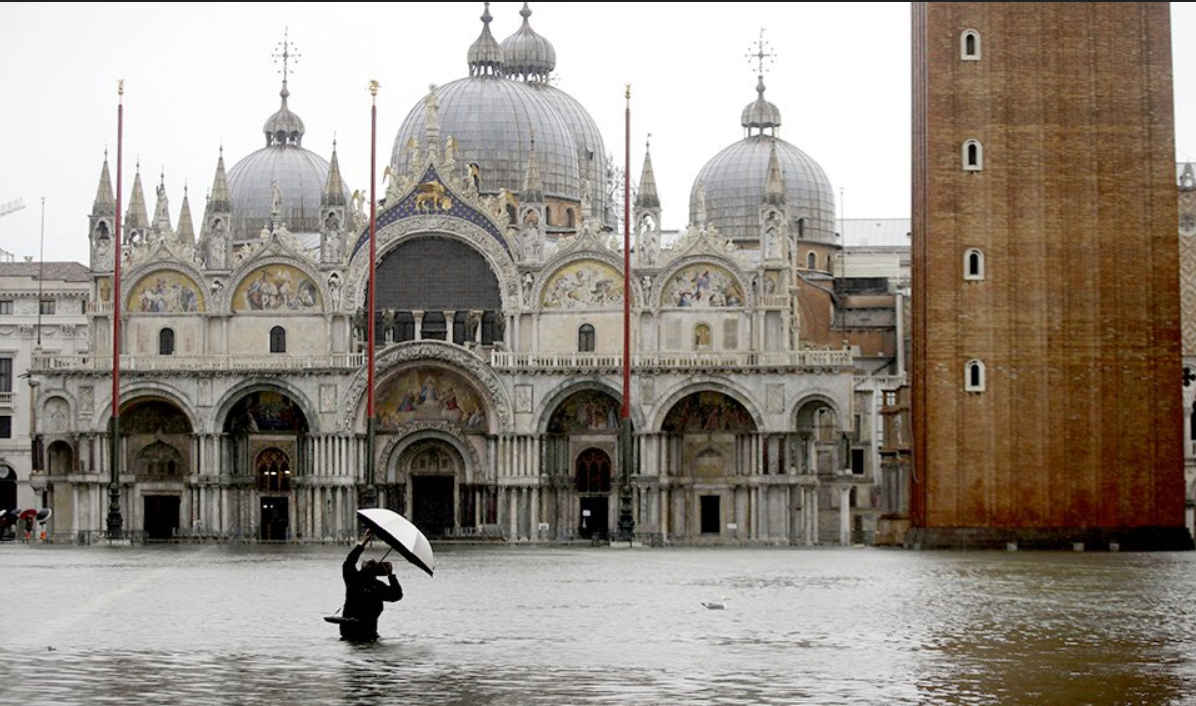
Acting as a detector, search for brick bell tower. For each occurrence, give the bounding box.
[910,2,1193,550]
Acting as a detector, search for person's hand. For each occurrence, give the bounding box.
[380,561,393,575]
[360,528,373,545]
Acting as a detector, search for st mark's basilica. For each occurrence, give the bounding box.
[24,4,906,545]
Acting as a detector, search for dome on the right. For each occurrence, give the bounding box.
[689,76,836,245]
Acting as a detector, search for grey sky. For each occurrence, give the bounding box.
[1,2,1193,262]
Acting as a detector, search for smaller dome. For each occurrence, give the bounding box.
[501,3,556,82]
[741,76,781,135]
[468,2,504,77]
[263,83,306,147]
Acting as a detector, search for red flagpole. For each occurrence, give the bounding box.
[365,81,379,506]
[622,85,631,420]
[107,80,126,539]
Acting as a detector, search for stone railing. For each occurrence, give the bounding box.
[31,352,366,374]
[0,391,12,407]
[490,349,853,372]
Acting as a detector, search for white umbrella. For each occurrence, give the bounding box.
[357,508,435,577]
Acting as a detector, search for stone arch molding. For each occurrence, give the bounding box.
[650,376,766,432]
[790,391,848,431]
[342,340,514,433]
[121,261,209,314]
[379,425,484,485]
[222,254,331,315]
[212,379,322,436]
[345,215,521,313]
[94,381,200,433]
[535,378,646,433]
[532,250,646,309]
[652,254,754,311]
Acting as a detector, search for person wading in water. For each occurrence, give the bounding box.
[339,528,403,641]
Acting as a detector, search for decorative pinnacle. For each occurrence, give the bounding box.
[482,1,492,23]
[746,28,775,78]
[369,80,380,99]
[273,28,300,85]
[118,79,124,102]
[625,84,631,103]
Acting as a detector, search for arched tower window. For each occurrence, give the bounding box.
[965,359,986,392]
[961,29,981,61]
[270,326,286,354]
[566,209,575,228]
[964,248,986,280]
[578,324,595,352]
[963,139,984,171]
[806,252,818,270]
[158,328,175,356]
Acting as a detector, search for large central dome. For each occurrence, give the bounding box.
[390,3,606,223]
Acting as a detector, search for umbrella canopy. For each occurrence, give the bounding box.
[18,508,37,521]
[357,508,435,577]
[36,509,52,524]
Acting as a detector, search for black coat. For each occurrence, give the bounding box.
[340,543,403,640]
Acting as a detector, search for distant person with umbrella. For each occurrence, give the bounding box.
[339,528,403,642]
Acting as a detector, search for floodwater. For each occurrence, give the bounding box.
[2,544,1195,706]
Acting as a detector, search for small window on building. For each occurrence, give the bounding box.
[0,301,12,315]
[566,209,575,228]
[961,29,981,61]
[827,254,835,272]
[158,328,175,356]
[1190,402,1196,441]
[0,357,11,393]
[0,416,10,439]
[806,252,817,269]
[964,248,985,280]
[963,139,983,171]
[545,205,552,225]
[578,324,595,352]
[270,326,287,354]
[965,359,986,392]
[39,300,55,315]
[797,218,806,239]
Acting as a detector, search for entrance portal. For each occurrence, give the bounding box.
[260,497,289,541]
[412,476,454,538]
[579,496,609,540]
[144,495,181,540]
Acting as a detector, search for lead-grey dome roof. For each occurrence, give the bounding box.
[690,134,836,244]
[530,82,607,221]
[501,3,555,82]
[227,83,350,245]
[392,77,580,202]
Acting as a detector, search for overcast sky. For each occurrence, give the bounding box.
[2,2,1195,262]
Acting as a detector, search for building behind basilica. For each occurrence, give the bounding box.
[13,4,909,545]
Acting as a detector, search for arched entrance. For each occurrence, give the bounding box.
[575,448,611,539]
[47,441,74,475]
[403,441,461,538]
[124,397,193,540]
[223,389,309,541]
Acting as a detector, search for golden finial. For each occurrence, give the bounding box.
[369,80,380,99]
[118,79,125,99]
[625,84,631,102]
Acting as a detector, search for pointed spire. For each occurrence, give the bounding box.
[152,170,173,234]
[522,129,544,202]
[322,140,348,207]
[176,185,196,245]
[468,2,504,77]
[125,163,150,232]
[635,137,660,209]
[92,152,115,217]
[742,31,782,136]
[763,140,787,206]
[207,148,232,213]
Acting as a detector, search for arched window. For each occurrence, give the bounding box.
[964,248,985,280]
[158,327,175,356]
[965,359,986,392]
[566,209,575,228]
[797,218,806,239]
[963,139,984,171]
[545,205,552,225]
[578,324,595,352]
[806,251,818,269]
[961,29,981,60]
[270,326,286,354]
[256,448,291,492]
[827,254,835,272]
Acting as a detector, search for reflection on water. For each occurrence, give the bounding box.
[2,545,1195,705]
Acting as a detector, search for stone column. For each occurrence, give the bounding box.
[413,310,424,341]
[444,311,456,344]
[509,488,518,540]
[838,483,852,546]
